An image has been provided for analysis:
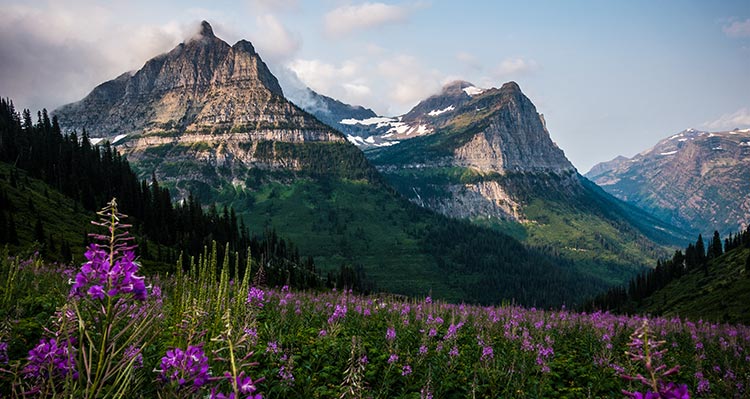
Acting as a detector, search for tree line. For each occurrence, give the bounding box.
[583,227,750,312]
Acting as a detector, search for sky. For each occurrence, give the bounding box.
[1,1,749,172]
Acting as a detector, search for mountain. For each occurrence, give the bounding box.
[51,21,609,306]
[299,81,489,149]
[586,128,750,235]
[366,81,690,284]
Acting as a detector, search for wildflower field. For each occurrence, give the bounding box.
[0,203,749,398]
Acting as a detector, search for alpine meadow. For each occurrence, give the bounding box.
[1,2,750,398]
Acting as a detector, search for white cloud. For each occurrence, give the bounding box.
[0,2,191,112]
[494,57,538,77]
[324,2,413,36]
[249,14,301,62]
[456,51,481,70]
[247,0,299,12]
[723,18,750,38]
[377,55,444,110]
[287,59,360,94]
[704,108,750,130]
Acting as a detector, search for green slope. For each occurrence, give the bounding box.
[0,162,94,263]
[637,246,750,324]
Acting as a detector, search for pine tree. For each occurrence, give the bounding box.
[709,230,723,259]
[34,217,45,244]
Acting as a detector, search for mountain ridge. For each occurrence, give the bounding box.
[586,128,750,235]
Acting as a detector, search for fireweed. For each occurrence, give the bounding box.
[620,320,690,399]
[11,199,162,398]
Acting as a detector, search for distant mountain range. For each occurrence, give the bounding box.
[586,128,750,235]
[52,20,692,304]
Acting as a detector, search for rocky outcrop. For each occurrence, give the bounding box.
[586,128,750,234]
[424,181,525,221]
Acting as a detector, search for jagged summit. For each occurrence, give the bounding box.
[199,20,214,37]
[53,20,313,138]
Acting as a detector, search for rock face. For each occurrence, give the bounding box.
[369,81,578,222]
[55,21,339,143]
[586,128,750,234]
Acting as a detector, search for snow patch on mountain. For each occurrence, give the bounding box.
[428,106,454,116]
[463,86,485,96]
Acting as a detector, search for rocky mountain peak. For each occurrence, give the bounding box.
[441,80,475,95]
[199,20,214,37]
[54,20,301,137]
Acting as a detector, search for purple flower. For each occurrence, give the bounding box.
[70,246,147,301]
[387,353,399,364]
[328,304,347,324]
[247,287,265,307]
[159,345,210,389]
[24,337,78,380]
[124,345,143,369]
[449,346,459,358]
[386,327,396,342]
[419,345,428,355]
[401,364,412,376]
[319,329,327,337]
[481,345,494,361]
[266,341,279,354]
[0,342,8,364]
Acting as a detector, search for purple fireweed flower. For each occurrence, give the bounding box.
[0,342,8,364]
[279,365,295,385]
[386,327,396,342]
[449,346,459,358]
[481,345,494,361]
[402,364,412,376]
[124,344,143,369]
[319,329,327,337]
[70,246,147,301]
[328,304,347,324]
[159,345,210,388]
[266,341,279,354]
[24,337,78,380]
[387,354,398,364]
[419,345,428,355]
[247,287,265,307]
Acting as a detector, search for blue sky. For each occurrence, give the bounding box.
[1,0,748,171]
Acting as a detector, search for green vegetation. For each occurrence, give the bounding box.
[1,231,747,397]
[587,228,750,324]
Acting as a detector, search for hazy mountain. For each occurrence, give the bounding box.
[586,128,750,235]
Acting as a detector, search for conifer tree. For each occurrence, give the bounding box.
[710,230,723,259]
[34,217,45,243]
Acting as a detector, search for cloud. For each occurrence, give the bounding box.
[324,2,413,36]
[723,18,750,38]
[376,55,444,109]
[247,0,299,12]
[704,108,750,130]
[249,14,301,62]
[0,2,195,113]
[494,57,538,77]
[456,51,481,70]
